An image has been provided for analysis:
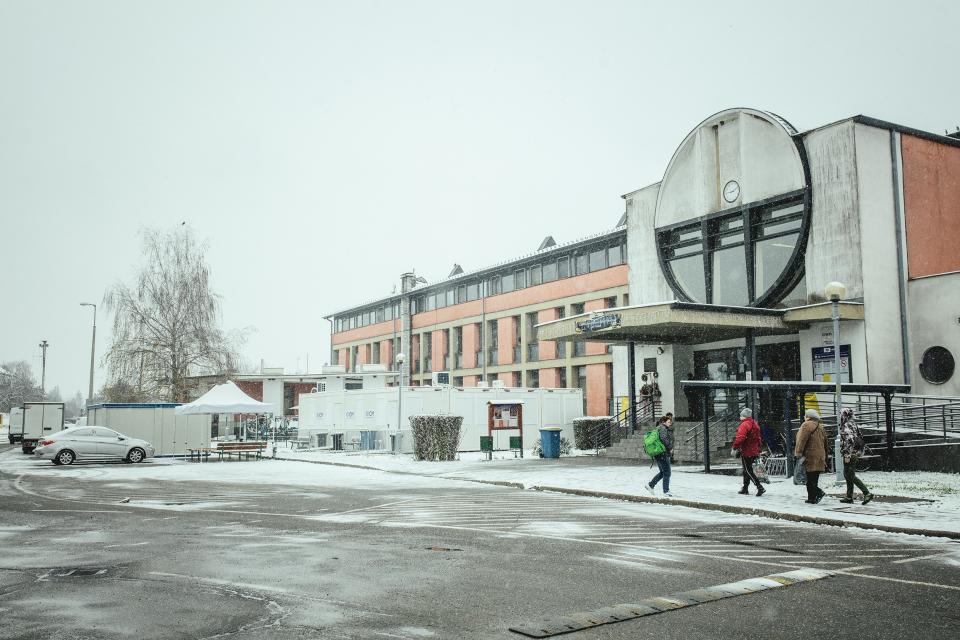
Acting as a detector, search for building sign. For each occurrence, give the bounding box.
[576,313,622,333]
[812,345,852,383]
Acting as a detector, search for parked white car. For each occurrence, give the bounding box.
[33,426,155,465]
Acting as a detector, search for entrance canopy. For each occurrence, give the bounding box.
[174,380,278,415]
[535,300,865,345]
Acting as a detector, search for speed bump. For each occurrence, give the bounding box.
[508,568,832,637]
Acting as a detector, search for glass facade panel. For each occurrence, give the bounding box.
[466,283,479,300]
[669,255,706,302]
[446,288,455,306]
[558,257,570,278]
[754,233,799,298]
[608,245,623,266]
[501,272,515,293]
[712,246,749,306]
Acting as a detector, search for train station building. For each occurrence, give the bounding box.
[538,108,960,419]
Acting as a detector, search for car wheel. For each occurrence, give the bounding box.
[127,448,145,464]
[56,450,75,465]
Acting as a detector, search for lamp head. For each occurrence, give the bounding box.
[825,281,846,301]
[395,353,405,365]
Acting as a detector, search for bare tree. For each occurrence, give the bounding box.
[103,227,245,402]
[0,361,43,412]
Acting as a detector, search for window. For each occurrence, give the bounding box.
[456,285,466,304]
[514,269,526,289]
[500,273,513,292]
[528,369,540,388]
[575,253,589,275]
[558,367,567,388]
[425,294,436,311]
[571,302,585,315]
[919,346,955,384]
[608,244,623,267]
[466,282,479,300]
[589,247,607,271]
[488,276,500,295]
[604,296,617,309]
[558,256,570,278]
[543,260,558,282]
[528,264,542,286]
[446,288,455,307]
[659,193,805,307]
[376,307,385,323]
[384,304,393,321]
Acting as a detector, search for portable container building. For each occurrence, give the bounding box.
[298,386,583,452]
[86,403,210,457]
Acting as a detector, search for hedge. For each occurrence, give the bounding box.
[410,415,464,461]
[573,417,614,450]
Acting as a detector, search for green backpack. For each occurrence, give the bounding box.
[643,429,666,457]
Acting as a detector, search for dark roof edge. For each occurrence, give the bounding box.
[799,114,960,150]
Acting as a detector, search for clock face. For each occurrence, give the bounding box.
[723,180,741,203]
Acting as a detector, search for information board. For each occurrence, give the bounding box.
[812,345,852,383]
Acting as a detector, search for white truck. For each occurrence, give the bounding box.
[7,407,24,444]
[19,402,65,453]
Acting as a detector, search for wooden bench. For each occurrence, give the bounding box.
[188,441,267,462]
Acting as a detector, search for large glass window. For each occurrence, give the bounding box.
[558,256,570,278]
[501,272,515,293]
[659,193,806,307]
[528,264,542,286]
[466,282,479,300]
[712,246,749,306]
[575,253,588,275]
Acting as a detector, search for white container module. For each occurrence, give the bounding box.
[298,386,583,452]
[86,403,210,456]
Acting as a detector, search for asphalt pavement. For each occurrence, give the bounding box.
[0,446,957,639]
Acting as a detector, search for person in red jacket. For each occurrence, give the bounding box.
[732,407,765,496]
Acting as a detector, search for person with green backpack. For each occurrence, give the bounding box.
[644,415,675,496]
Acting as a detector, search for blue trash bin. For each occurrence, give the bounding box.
[539,427,563,459]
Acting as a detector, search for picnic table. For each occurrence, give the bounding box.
[188,441,267,462]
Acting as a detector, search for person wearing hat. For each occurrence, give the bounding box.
[794,408,829,503]
[732,407,765,496]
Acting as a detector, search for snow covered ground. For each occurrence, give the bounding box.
[272,444,960,536]
[3,442,957,536]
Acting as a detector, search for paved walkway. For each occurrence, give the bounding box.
[274,445,960,538]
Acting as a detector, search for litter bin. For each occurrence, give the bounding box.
[539,426,563,459]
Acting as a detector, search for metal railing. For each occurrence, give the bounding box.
[682,395,750,461]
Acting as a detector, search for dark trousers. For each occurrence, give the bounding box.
[741,455,761,490]
[806,471,823,502]
[649,453,671,493]
[844,457,870,498]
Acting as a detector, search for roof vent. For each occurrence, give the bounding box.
[538,236,557,251]
[448,263,464,277]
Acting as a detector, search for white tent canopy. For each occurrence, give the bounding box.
[174,380,278,415]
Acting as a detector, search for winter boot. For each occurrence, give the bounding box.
[756,485,766,497]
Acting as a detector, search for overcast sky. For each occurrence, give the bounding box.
[2,0,958,400]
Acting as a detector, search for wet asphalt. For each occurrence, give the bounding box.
[0,443,958,639]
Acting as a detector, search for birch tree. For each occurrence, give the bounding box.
[0,361,43,412]
[103,227,245,402]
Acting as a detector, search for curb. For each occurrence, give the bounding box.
[273,456,958,540]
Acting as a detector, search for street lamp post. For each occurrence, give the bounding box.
[80,303,97,408]
[395,352,406,454]
[825,281,847,484]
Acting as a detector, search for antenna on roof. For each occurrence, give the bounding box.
[537,236,557,251]
[448,263,464,277]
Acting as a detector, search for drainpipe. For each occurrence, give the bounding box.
[890,131,911,385]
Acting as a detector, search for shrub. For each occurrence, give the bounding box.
[532,436,573,457]
[573,417,613,449]
[410,415,464,461]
